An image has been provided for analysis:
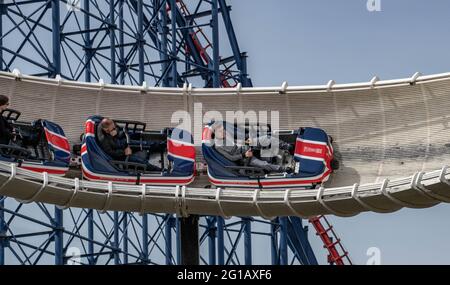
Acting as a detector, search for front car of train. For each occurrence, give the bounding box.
[202,121,338,189]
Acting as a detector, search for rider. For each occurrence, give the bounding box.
[97,118,161,171]
[0,95,13,145]
[213,123,292,173]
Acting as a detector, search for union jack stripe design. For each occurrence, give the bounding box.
[81,165,195,185]
[167,138,195,162]
[85,120,96,137]
[207,168,332,189]
[294,138,332,161]
[21,163,69,175]
[44,128,70,154]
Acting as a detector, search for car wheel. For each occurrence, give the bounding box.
[330,158,340,170]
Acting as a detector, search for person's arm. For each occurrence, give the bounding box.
[216,146,244,162]
[100,138,126,160]
[0,119,13,141]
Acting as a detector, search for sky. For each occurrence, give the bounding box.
[227,0,450,264]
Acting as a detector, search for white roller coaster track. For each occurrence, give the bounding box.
[0,70,450,218]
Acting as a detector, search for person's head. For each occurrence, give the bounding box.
[0,95,10,111]
[213,123,226,140]
[100,118,118,136]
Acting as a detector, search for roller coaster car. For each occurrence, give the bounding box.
[202,122,338,189]
[81,116,196,185]
[0,109,71,175]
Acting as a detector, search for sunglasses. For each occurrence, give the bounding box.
[104,126,117,134]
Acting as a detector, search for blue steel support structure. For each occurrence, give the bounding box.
[0,2,3,265]
[0,0,320,265]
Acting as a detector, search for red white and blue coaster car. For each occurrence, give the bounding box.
[81,116,196,185]
[0,109,71,175]
[202,122,338,189]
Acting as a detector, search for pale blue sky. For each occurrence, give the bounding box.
[228,0,450,264]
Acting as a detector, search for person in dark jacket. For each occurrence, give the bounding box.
[0,95,13,145]
[213,123,290,173]
[98,118,161,171]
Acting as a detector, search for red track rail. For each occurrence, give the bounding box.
[173,0,238,87]
[309,215,352,265]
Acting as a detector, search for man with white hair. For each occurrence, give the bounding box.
[213,123,291,173]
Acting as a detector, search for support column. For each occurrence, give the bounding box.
[142,214,148,263]
[0,0,4,71]
[176,216,181,264]
[159,0,169,87]
[165,214,172,265]
[211,0,220,87]
[87,209,94,265]
[109,0,116,84]
[84,0,91,82]
[113,211,120,264]
[122,212,128,264]
[169,0,177,86]
[279,217,288,265]
[180,215,199,265]
[217,0,250,86]
[52,0,60,77]
[0,197,5,265]
[208,217,216,265]
[137,0,144,84]
[119,0,125,84]
[243,218,252,265]
[217,216,224,265]
[271,220,278,265]
[54,207,64,265]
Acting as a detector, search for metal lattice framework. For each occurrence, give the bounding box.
[0,0,324,265]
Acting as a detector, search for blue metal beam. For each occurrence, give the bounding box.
[110,0,116,84]
[0,196,5,265]
[87,209,94,265]
[217,216,224,265]
[165,214,172,265]
[142,214,148,263]
[176,217,181,265]
[122,212,128,264]
[243,218,252,265]
[113,211,120,264]
[159,0,169,87]
[208,217,216,265]
[217,0,251,87]
[54,207,63,265]
[0,0,4,71]
[137,0,144,84]
[287,217,318,265]
[211,0,220,87]
[169,0,177,87]
[119,0,125,84]
[52,0,60,76]
[279,217,288,265]
[84,0,91,82]
[271,221,278,265]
